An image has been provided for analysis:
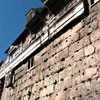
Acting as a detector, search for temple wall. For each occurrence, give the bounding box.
[0,1,100,100]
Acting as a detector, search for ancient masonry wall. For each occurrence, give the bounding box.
[1,2,100,100]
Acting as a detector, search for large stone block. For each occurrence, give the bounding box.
[74,48,84,61]
[84,45,95,57]
[85,68,97,79]
[90,29,100,42]
[69,41,83,53]
[71,22,84,33]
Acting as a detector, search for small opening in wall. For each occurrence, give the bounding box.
[0,78,5,99]
[28,57,35,70]
[18,97,21,100]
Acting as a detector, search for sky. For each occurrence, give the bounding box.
[0,0,42,61]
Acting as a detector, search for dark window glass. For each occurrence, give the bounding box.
[28,60,30,69]
[28,57,34,70]
[31,57,34,67]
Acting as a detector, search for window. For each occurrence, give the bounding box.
[0,78,4,98]
[5,70,13,88]
[28,57,34,70]
[91,0,99,4]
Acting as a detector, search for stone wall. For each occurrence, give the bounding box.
[1,2,100,100]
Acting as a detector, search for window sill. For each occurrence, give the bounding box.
[27,66,35,72]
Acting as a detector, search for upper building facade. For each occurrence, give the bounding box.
[0,0,100,100]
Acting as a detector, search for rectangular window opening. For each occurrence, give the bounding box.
[28,57,34,70]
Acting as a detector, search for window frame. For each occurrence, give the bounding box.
[27,57,35,71]
[90,0,99,5]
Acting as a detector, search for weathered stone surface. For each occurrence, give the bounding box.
[84,45,95,56]
[90,29,100,42]
[85,68,97,79]
[1,1,100,100]
[74,49,84,61]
